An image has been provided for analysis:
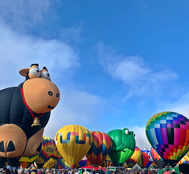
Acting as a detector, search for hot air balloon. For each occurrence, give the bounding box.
[146,111,189,166]
[141,150,152,168]
[178,151,189,165]
[86,131,112,165]
[108,128,135,166]
[57,158,67,169]
[40,136,61,161]
[20,136,61,169]
[55,125,92,168]
[126,147,142,167]
[36,136,62,168]
[0,64,60,167]
[151,148,162,161]
[19,155,39,168]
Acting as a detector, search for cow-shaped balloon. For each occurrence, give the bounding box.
[0,64,60,167]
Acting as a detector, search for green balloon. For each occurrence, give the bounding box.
[108,128,135,166]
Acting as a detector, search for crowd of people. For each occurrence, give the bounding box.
[0,164,188,174]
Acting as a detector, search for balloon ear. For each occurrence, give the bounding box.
[19,68,29,77]
[19,64,39,77]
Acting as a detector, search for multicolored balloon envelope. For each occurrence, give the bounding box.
[146,112,189,166]
[141,150,152,168]
[151,148,162,161]
[40,136,61,161]
[178,151,189,165]
[86,131,112,165]
[126,147,142,167]
[55,125,92,168]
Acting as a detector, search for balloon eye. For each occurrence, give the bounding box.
[48,91,53,96]
[56,93,60,98]
[29,68,40,77]
[125,130,129,134]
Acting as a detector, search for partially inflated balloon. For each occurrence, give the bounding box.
[79,160,87,167]
[87,131,112,165]
[55,125,92,168]
[151,148,162,161]
[126,147,142,167]
[178,151,189,165]
[19,155,39,168]
[40,136,61,161]
[108,128,135,166]
[43,158,57,169]
[57,158,66,169]
[146,112,189,166]
[141,150,152,168]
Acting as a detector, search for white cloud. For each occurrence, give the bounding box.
[0,0,82,44]
[0,21,79,87]
[97,43,178,98]
[110,58,149,84]
[130,126,151,150]
[0,0,57,30]
[163,92,189,118]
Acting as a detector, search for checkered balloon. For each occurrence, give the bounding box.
[146,112,189,165]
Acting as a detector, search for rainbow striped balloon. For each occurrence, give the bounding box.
[146,112,189,165]
[40,136,61,161]
[126,147,142,167]
[86,131,112,165]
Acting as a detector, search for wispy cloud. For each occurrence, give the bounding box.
[0,21,79,87]
[130,126,151,150]
[97,42,178,98]
[162,92,189,118]
[0,0,59,30]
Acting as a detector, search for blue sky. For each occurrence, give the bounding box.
[1,0,189,148]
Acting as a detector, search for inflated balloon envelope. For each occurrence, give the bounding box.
[146,111,189,167]
[178,151,189,165]
[86,131,112,165]
[108,128,136,166]
[55,125,92,168]
[40,136,61,161]
[0,64,60,167]
[126,147,142,168]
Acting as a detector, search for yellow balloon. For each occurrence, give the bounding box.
[55,125,92,168]
[19,155,39,163]
[128,147,142,167]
